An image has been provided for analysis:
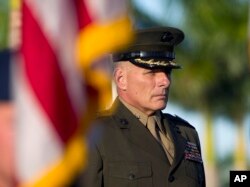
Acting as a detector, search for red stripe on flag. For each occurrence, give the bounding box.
[21,2,78,143]
[74,0,92,29]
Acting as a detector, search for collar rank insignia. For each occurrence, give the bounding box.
[184,141,203,163]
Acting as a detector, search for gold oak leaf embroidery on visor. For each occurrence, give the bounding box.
[134,58,178,67]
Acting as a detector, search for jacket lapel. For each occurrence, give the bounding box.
[162,115,187,172]
[112,99,168,163]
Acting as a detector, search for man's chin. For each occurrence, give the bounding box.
[155,102,167,110]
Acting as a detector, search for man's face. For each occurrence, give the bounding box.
[116,62,172,115]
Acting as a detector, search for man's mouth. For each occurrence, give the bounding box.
[154,94,167,99]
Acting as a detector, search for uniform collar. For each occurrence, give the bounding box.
[119,98,162,128]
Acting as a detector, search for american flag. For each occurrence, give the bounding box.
[14,0,133,186]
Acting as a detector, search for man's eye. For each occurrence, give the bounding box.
[144,70,154,74]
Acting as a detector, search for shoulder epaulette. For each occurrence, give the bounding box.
[164,113,195,129]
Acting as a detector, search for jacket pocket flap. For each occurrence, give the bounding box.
[108,161,152,179]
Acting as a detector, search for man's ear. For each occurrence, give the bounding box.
[114,68,127,91]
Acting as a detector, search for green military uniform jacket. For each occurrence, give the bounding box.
[80,98,206,187]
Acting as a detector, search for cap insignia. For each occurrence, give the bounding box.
[161,32,174,42]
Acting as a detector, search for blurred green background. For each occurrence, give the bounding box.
[1,0,249,187]
[129,0,250,187]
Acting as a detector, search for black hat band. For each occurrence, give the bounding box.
[112,51,175,62]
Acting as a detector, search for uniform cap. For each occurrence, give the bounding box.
[112,27,184,69]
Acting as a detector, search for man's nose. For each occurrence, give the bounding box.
[158,72,171,87]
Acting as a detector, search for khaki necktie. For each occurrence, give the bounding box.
[147,116,175,164]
